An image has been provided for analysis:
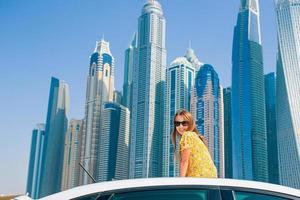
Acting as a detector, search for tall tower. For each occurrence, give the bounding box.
[185,47,203,72]
[26,124,45,199]
[193,64,224,178]
[61,119,83,190]
[122,33,138,110]
[231,0,268,181]
[39,77,70,198]
[163,50,196,177]
[223,87,233,178]
[130,0,166,178]
[98,102,130,181]
[80,39,115,185]
[264,73,279,185]
[275,0,300,188]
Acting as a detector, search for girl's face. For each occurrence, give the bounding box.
[174,115,189,135]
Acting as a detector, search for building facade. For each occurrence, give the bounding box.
[26,124,45,199]
[163,51,196,177]
[193,64,224,178]
[113,90,122,105]
[61,119,83,190]
[39,77,70,198]
[231,0,268,181]
[275,0,300,188]
[122,33,138,110]
[223,87,233,178]
[130,0,167,178]
[264,73,279,185]
[184,47,203,72]
[80,39,115,185]
[98,102,130,181]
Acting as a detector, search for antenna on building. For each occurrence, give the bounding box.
[79,162,96,183]
[102,33,105,41]
[189,40,192,49]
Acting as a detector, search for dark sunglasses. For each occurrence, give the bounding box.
[174,121,189,127]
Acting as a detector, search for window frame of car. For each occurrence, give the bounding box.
[219,186,300,200]
[72,185,300,200]
[39,178,300,200]
[71,185,222,200]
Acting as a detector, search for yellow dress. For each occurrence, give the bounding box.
[180,131,217,178]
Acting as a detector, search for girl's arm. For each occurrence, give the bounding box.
[180,148,191,177]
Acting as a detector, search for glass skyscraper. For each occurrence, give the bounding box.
[275,0,300,188]
[122,33,138,110]
[223,87,233,178]
[98,102,130,181]
[26,124,45,199]
[231,0,268,182]
[193,64,224,178]
[113,90,122,105]
[39,77,70,198]
[264,73,279,185]
[163,49,196,177]
[80,39,115,185]
[130,0,166,178]
[61,119,83,190]
[185,47,203,72]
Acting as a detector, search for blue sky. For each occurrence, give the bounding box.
[0,0,276,195]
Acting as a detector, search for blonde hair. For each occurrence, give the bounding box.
[171,109,207,160]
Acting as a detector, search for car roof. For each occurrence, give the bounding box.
[41,178,300,200]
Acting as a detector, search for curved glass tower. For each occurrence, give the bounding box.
[231,0,268,181]
[264,73,279,185]
[39,77,70,197]
[98,102,130,181]
[26,123,45,199]
[163,51,196,177]
[275,0,300,189]
[122,33,138,110]
[223,87,233,178]
[193,64,224,178]
[130,0,166,178]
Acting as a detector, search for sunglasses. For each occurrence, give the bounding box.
[174,121,189,127]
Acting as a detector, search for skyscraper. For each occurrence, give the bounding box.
[223,87,233,178]
[231,0,268,181]
[264,73,279,185]
[98,102,130,181]
[275,0,300,188]
[113,90,122,105]
[26,124,45,199]
[61,119,83,190]
[122,33,138,110]
[39,77,70,198]
[163,49,196,177]
[193,64,224,178]
[80,39,115,185]
[130,0,166,178]
[184,47,203,72]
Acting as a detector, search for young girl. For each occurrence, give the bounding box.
[172,109,217,178]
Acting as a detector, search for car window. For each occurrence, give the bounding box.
[234,191,291,200]
[109,189,220,200]
[72,193,110,200]
[72,189,222,200]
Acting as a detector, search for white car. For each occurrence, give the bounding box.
[21,178,300,200]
